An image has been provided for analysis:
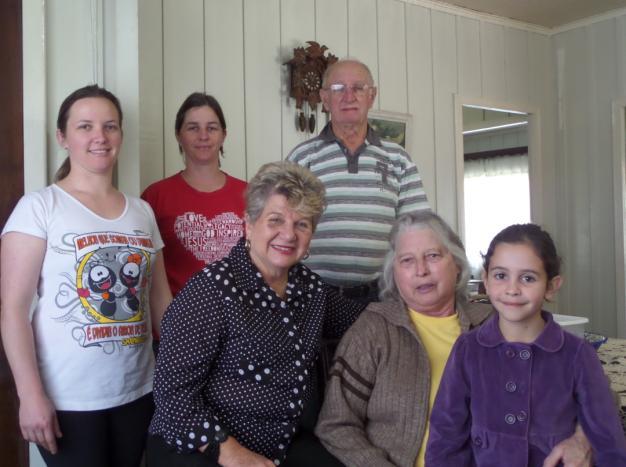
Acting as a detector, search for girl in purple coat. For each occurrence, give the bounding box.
[426,224,626,466]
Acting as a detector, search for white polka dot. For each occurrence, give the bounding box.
[248,364,254,370]
[201,436,208,442]
[264,368,270,374]
[238,369,244,375]
[255,374,261,381]
[189,432,196,439]
[176,439,182,445]
[188,443,194,449]
[203,422,210,429]
[295,360,301,366]
[215,425,221,431]
[283,317,289,323]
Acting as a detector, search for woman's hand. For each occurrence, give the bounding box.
[215,436,275,467]
[543,425,592,467]
[19,391,62,454]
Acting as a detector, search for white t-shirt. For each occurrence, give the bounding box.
[2,184,163,411]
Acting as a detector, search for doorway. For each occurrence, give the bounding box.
[454,97,540,287]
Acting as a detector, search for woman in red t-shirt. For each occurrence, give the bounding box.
[142,93,247,300]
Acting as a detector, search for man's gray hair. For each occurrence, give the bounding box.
[378,211,471,308]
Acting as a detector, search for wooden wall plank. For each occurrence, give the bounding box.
[588,19,618,334]
[431,10,458,229]
[377,0,407,113]
[504,27,530,104]
[555,28,593,325]
[406,4,436,208]
[456,16,482,98]
[480,22,506,102]
[280,0,316,156]
[243,0,282,177]
[138,0,164,191]
[205,0,246,179]
[163,0,205,176]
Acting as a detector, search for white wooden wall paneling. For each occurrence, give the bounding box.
[163,0,205,176]
[558,28,593,323]
[138,0,165,191]
[347,0,379,109]
[315,0,349,135]
[588,19,618,333]
[612,98,626,338]
[503,28,530,105]
[377,0,408,113]
[47,0,100,181]
[456,16,482,98]
[315,0,349,58]
[431,10,458,230]
[406,4,436,210]
[479,22,506,102]
[528,32,555,233]
[280,0,316,157]
[205,0,247,180]
[243,0,282,178]
[105,0,141,196]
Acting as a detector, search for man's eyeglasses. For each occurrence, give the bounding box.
[325,83,375,97]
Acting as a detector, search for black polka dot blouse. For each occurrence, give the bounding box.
[149,238,364,465]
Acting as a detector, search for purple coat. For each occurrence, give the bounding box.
[426,311,626,467]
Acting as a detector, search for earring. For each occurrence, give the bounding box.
[302,250,310,260]
[245,239,251,251]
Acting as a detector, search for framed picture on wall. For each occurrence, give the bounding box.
[368,110,412,150]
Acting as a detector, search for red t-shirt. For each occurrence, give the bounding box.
[142,172,247,296]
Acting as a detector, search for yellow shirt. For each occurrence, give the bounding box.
[409,309,461,467]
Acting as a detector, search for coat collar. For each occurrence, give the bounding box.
[227,237,313,293]
[476,310,565,352]
[365,299,493,338]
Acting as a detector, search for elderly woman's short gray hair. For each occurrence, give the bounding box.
[245,161,326,229]
[378,211,471,308]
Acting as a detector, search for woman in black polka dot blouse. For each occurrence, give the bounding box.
[147,161,365,466]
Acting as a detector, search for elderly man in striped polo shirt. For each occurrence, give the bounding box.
[288,58,431,303]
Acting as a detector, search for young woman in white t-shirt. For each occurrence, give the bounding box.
[1,85,172,467]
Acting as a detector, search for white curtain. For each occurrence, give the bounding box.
[464,154,530,276]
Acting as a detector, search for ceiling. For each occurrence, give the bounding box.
[431,0,626,28]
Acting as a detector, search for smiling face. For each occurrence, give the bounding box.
[393,227,460,317]
[56,97,122,176]
[320,61,377,129]
[245,193,314,285]
[483,242,562,327]
[176,105,227,167]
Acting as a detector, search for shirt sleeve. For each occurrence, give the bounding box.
[151,269,230,453]
[315,314,397,467]
[1,191,48,239]
[425,334,474,466]
[322,285,367,339]
[396,149,430,215]
[573,341,626,465]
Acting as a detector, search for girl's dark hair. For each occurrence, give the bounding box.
[482,223,561,280]
[175,92,227,155]
[55,85,123,182]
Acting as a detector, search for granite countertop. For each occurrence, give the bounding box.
[597,337,626,432]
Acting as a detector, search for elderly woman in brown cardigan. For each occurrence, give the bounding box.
[315,211,591,467]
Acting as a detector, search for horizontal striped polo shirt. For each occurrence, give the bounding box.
[287,122,430,287]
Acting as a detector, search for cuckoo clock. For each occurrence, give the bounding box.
[285,41,337,133]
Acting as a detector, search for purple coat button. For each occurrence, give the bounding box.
[505,381,517,392]
[505,348,516,358]
[505,413,516,424]
[517,411,527,422]
[473,436,482,447]
[519,349,531,360]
